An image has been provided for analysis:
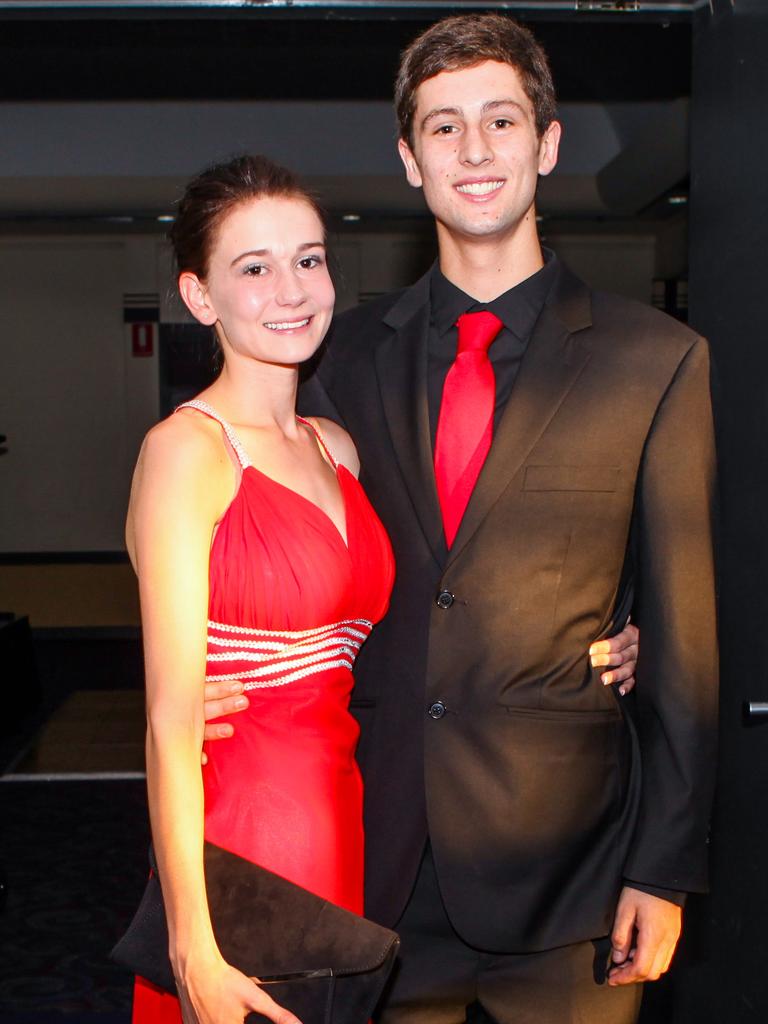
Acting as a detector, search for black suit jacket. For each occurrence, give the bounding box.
[300,260,718,952]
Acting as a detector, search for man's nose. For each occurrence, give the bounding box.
[459,124,493,166]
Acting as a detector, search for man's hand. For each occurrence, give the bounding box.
[589,620,639,695]
[608,886,682,986]
[201,680,249,764]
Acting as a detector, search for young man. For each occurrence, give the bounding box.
[204,15,716,1023]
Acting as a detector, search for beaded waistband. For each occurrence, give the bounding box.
[206,618,374,689]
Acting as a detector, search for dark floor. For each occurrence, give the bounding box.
[0,627,148,1022]
[0,778,150,1022]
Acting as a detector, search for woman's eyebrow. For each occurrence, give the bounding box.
[231,242,325,267]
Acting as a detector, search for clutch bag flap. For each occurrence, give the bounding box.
[111,841,399,1022]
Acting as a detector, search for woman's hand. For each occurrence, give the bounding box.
[177,954,301,1024]
[589,620,639,695]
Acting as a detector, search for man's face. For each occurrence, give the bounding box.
[398,60,560,244]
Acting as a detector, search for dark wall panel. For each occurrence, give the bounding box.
[660,2,768,1020]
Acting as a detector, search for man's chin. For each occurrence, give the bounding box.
[439,214,513,243]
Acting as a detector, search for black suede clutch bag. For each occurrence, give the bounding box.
[111,842,399,1024]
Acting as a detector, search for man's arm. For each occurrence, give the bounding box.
[201,587,641,748]
[609,335,718,985]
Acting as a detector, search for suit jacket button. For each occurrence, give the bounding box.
[428,701,446,720]
[436,589,455,609]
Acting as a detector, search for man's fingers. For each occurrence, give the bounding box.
[647,943,673,982]
[202,721,235,743]
[609,890,681,986]
[620,934,656,984]
[202,679,248,722]
[610,912,634,964]
[203,693,249,723]
[204,679,244,701]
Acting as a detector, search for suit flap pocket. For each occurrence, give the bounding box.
[523,465,620,492]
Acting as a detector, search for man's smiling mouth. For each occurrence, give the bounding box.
[455,180,505,196]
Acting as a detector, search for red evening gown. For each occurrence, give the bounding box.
[132,399,395,1022]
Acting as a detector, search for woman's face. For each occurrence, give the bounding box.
[182,195,335,369]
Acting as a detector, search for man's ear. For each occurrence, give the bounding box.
[178,271,218,326]
[537,120,562,178]
[397,137,424,189]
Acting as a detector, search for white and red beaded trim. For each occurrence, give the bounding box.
[205,617,373,689]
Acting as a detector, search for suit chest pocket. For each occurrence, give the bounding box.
[523,465,620,493]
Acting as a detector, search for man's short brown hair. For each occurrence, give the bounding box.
[395,13,557,144]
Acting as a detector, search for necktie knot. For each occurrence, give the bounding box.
[456,310,503,355]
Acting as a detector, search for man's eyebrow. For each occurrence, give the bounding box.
[481,99,529,117]
[421,106,462,129]
[230,241,325,267]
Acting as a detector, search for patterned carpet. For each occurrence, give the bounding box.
[0,778,150,1022]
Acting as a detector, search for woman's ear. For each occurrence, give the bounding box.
[178,271,218,326]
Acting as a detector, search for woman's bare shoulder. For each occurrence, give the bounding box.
[130,410,235,521]
[308,416,360,478]
[139,409,227,476]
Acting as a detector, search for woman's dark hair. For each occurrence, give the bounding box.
[170,154,326,280]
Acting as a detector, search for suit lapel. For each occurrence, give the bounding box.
[447,267,593,568]
[374,272,445,565]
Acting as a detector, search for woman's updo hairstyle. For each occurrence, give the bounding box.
[170,154,326,280]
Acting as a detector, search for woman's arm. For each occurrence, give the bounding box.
[128,417,298,1024]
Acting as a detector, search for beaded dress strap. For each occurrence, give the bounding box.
[176,399,251,470]
[296,415,339,470]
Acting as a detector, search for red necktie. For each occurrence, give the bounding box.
[434,310,503,548]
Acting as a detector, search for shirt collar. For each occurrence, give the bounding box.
[430,248,558,342]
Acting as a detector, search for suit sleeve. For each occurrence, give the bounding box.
[622,335,718,893]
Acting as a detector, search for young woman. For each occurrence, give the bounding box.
[127,153,638,1024]
[127,155,395,1024]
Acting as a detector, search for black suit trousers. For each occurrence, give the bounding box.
[376,845,642,1024]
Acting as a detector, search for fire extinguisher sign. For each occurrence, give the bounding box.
[124,293,160,358]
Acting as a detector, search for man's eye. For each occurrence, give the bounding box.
[435,124,457,135]
[492,118,513,129]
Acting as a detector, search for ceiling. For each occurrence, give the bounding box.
[0,2,694,224]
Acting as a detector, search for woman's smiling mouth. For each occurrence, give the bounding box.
[263,317,312,331]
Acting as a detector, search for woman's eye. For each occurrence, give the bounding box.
[243,263,267,277]
[298,255,323,270]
